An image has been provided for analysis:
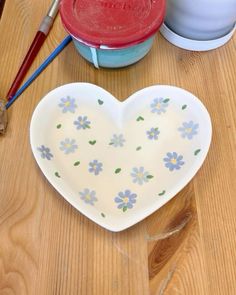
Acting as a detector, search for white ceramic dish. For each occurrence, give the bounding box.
[30,83,212,231]
[160,23,236,51]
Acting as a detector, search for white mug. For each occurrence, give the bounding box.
[164,0,236,40]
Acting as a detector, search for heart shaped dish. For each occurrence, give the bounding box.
[30,83,212,231]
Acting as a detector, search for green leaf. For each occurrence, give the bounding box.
[123,206,128,212]
[163,98,170,103]
[158,190,166,196]
[182,105,187,110]
[136,146,142,151]
[194,149,201,156]
[74,161,80,166]
[109,142,114,145]
[85,124,91,129]
[56,124,62,129]
[98,99,104,105]
[89,140,96,145]
[154,128,159,131]
[115,168,121,174]
[101,213,106,218]
[55,172,61,178]
[136,116,144,121]
[147,175,154,179]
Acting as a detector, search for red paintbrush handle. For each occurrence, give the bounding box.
[7,31,46,101]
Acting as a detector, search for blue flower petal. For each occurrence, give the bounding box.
[124,189,131,196]
[115,197,123,203]
[166,152,172,158]
[118,192,124,198]
[130,198,136,204]
[183,122,189,128]
[172,152,177,158]
[118,203,124,209]
[127,203,133,209]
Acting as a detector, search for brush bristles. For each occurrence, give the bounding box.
[0,99,7,134]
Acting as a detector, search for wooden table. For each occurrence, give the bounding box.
[0,1,235,294]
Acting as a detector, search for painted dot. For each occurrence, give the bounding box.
[194,149,201,156]
[89,140,96,145]
[55,172,61,178]
[115,168,121,174]
[158,190,166,196]
[136,116,144,121]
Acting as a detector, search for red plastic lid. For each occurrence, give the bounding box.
[60,0,165,48]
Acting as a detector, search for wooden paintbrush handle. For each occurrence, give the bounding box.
[6,31,46,101]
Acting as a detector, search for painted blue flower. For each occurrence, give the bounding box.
[164,152,185,171]
[146,127,160,140]
[109,134,125,147]
[74,116,91,130]
[79,188,97,205]
[178,121,199,140]
[131,167,149,185]
[60,138,78,154]
[37,145,53,160]
[58,96,77,113]
[114,190,137,212]
[150,97,169,114]
[88,160,103,175]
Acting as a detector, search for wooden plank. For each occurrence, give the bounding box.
[0,0,5,18]
[147,184,208,294]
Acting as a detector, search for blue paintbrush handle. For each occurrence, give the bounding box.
[6,35,72,109]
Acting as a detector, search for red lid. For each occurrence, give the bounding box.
[60,0,165,48]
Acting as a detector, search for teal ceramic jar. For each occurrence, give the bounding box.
[60,0,165,68]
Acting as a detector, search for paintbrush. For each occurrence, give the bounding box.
[0,0,61,134]
[7,0,60,101]
[0,35,72,134]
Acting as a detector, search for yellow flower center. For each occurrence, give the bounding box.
[65,101,70,107]
[123,197,129,204]
[171,158,177,164]
[85,194,91,201]
[150,132,154,137]
[66,143,71,148]
[156,103,161,109]
[137,172,143,179]
[186,128,192,133]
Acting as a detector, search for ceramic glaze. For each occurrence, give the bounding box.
[72,36,155,68]
[60,0,165,68]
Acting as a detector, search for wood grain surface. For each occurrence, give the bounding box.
[0,1,5,19]
[0,1,236,294]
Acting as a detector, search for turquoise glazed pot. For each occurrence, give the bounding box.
[60,0,165,68]
[72,36,155,68]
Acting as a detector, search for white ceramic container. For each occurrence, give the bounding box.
[161,0,236,50]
